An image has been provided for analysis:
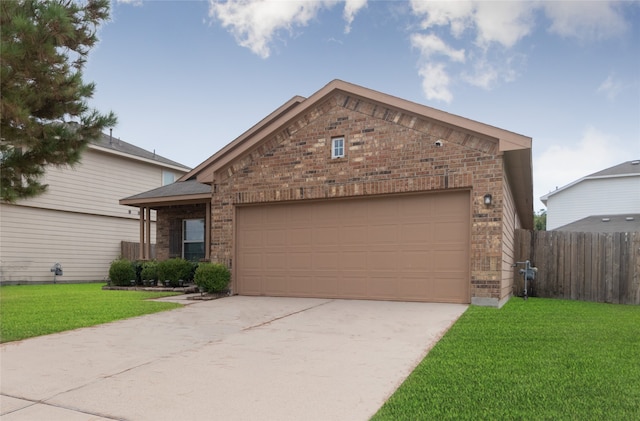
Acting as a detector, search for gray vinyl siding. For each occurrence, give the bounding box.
[0,146,188,284]
[546,177,640,230]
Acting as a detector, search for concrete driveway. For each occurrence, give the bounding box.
[1,296,467,421]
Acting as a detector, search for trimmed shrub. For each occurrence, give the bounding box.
[140,261,158,285]
[109,259,136,286]
[157,258,192,287]
[194,263,231,293]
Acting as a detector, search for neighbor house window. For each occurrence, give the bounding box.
[162,170,176,186]
[331,137,345,159]
[183,219,204,261]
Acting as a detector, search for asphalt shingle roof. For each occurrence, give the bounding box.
[92,132,191,170]
[555,214,640,233]
[122,179,211,201]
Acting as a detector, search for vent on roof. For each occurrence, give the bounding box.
[602,218,611,222]
[626,217,635,221]
[631,160,640,165]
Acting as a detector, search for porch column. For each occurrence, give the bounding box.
[205,201,211,260]
[145,207,151,260]
[139,207,145,260]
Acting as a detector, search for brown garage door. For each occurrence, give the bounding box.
[236,191,470,303]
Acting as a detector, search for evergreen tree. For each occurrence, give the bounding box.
[534,209,547,231]
[1,0,117,202]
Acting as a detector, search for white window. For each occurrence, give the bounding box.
[331,137,345,159]
[162,170,176,186]
[183,219,204,261]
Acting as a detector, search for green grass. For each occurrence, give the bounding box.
[373,298,640,420]
[0,283,181,343]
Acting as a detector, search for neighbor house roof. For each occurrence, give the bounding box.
[555,214,640,233]
[541,160,640,205]
[120,179,211,208]
[90,132,191,172]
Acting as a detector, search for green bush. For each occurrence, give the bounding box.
[194,263,231,293]
[109,259,136,286]
[157,258,192,287]
[140,261,158,284]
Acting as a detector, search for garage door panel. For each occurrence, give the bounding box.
[289,253,312,269]
[368,224,399,244]
[236,191,470,303]
[338,276,368,296]
[240,252,262,269]
[265,252,287,270]
[240,229,263,247]
[312,252,340,270]
[314,227,339,245]
[313,276,339,296]
[265,229,286,246]
[263,275,288,295]
[339,225,367,244]
[288,227,312,246]
[399,251,432,270]
[434,222,467,242]
[240,274,263,295]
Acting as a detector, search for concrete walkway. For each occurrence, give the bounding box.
[1,296,467,421]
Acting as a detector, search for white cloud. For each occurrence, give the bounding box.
[597,74,623,101]
[117,0,143,6]
[542,1,628,40]
[534,126,627,203]
[410,0,474,38]
[208,0,367,58]
[410,1,533,48]
[343,0,367,34]
[472,1,534,49]
[461,58,498,89]
[409,1,534,101]
[410,33,465,62]
[418,63,453,103]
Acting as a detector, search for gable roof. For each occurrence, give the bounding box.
[541,160,640,204]
[181,79,532,184]
[554,213,640,233]
[90,132,191,172]
[178,79,533,227]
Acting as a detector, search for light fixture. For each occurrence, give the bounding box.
[483,193,492,207]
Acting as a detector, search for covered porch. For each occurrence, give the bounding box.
[120,180,212,261]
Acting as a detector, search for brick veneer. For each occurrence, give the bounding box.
[156,204,207,261]
[206,92,507,304]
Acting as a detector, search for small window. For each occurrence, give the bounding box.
[331,137,345,159]
[162,170,176,186]
[183,219,205,261]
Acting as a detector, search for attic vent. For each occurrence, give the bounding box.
[626,217,635,221]
[631,160,640,165]
[602,218,611,222]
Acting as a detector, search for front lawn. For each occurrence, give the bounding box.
[373,298,640,420]
[0,283,181,343]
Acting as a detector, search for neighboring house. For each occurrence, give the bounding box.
[122,80,533,307]
[541,160,640,231]
[0,133,190,284]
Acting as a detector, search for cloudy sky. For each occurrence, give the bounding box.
[84,0,640,208]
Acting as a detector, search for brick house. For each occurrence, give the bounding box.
[122,80,533,307]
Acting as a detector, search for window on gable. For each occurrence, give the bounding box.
[183,219,204,261]
[331,137,345,159]
[162,170,176,186]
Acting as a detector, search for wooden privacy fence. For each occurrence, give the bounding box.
[121,241,156,261]
[514,229,640,305]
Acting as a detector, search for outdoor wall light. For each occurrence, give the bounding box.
[483,193,493,207]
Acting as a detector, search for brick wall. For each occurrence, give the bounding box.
[209,92,507,303]
[156,204,207,261]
